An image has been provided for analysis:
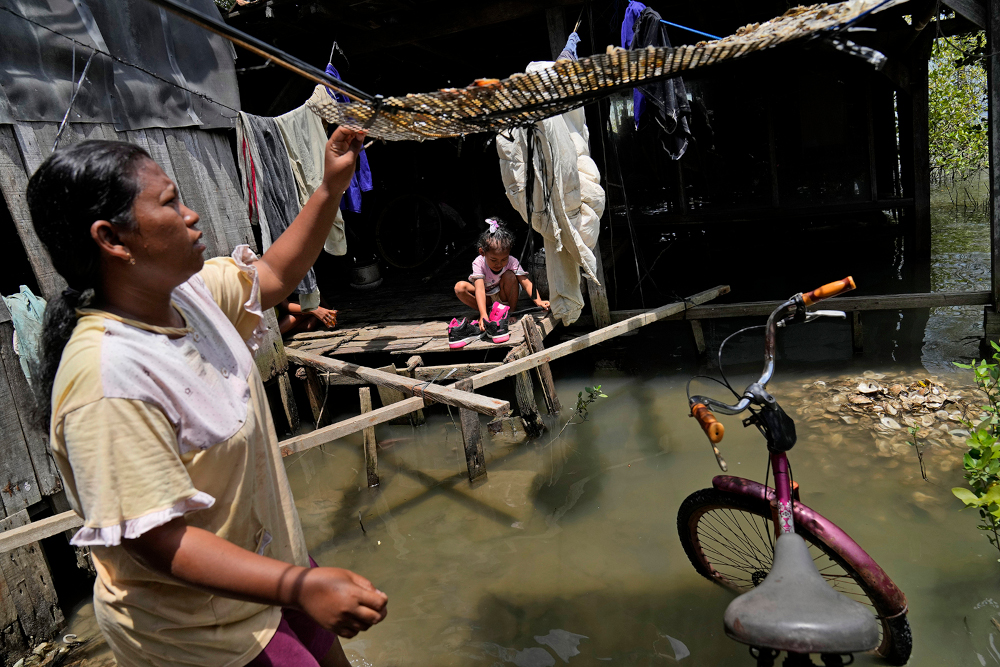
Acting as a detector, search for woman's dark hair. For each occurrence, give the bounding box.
[477,217,515,255]
[26,140,150,427]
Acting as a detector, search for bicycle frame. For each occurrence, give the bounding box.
[712,473,908,618]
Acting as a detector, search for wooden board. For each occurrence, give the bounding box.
[0,303,41,516]
[279,397,426,457]
[359,388,379,487]
[0,511,64,645]
[471,285,730,390]
[0,511,83,554]
[287,348,510,416]
[0,302,59,497]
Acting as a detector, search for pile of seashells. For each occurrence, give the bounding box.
[782,370,988,458]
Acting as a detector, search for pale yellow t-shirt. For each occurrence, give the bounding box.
[50,247,308,667]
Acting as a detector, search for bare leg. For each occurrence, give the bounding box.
[454,280,479,311]
[318,637,351,667]
[496,271,519,313]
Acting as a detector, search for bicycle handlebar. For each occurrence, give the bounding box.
[690,277,856,417]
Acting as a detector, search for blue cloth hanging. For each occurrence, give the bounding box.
[558,32,581,61]
[325,63,372,213]
[621,1,648,129]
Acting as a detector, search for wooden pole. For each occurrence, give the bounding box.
[359,388,379,487]
[911,39,933,259]
[303,367,329,428]
[279,396,425,457]
[455,379,487,482]
[471,285,729,390]
[522,317,561,414]
[690,319,707,356]
[287,348,510,417]
[990,0,1000,309]
[505,344,545,438]
[277,371,300,433]
[376,364,424,426]
[588,251,613,329]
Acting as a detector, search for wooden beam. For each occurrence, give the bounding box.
[276,371,299,434]
[506,345,545,438]
[359,388,379,487]
[470,285,730,390]
[990,0,1000,308]
[413,362,502,382]
[607,290,992,322]
[375,364,424,426]
[456,379,487,482]
[690,319,707,355]
[0,511,82,554]
[279,396,425,457]
[944,0,986,28]
[588,251,613,329]
[303,367,329,427]
[287,348,510,417]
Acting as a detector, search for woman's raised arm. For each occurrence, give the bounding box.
[254,126,365,310]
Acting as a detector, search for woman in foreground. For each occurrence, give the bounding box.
[27,128,384,667]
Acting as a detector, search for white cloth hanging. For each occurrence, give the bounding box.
[497,61,605,326]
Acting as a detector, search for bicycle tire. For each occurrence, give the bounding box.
[677,487,912,665]
[375,195,443,270]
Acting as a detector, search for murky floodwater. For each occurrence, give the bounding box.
[55,186,1000,667]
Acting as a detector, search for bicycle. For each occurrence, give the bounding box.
[677,277,912,666]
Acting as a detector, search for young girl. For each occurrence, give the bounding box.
[453,218,549,332]
[27,130,385,667]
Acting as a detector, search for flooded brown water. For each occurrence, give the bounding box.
[55,188,1000,666]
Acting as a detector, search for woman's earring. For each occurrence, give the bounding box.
[126,251,135,266]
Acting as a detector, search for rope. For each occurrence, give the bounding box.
[52,49,96,152]
[658,20,721,41]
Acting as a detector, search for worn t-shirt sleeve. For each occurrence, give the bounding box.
[469,255,486,282]
[508,256,528,276]
[197,246,266,349]
[60,398,215,547]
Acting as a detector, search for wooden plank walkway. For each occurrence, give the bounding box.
[285,311,557,357]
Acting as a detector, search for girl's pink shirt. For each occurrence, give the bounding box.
[469,255,527,295]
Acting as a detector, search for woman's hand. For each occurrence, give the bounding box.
[298,567,388,638]
[323,128,366,196]
[535,299,550,311]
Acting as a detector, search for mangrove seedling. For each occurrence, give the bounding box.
[553,385,608,441]
[952,342,1000,561]
[907,425,929,481]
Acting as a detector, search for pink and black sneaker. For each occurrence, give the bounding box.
[448,317,482,349]
[482,303,511,344]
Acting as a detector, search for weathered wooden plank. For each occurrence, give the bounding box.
[690,319,707,355]
[522,316,560,414]
[588,251,612,329]
[608,290,993,322]
[413,362,502,382]
[287,348,510,417]
[470,286,729,390]
[303,367,329,427]
[0,303,59,497]
[0,511,82,554]
[277,370,300,433]
[0,312,41,515]
[0,511,64,644]
[505,346,544,438]
[162,129,226,258]
[375,365,424,426]
[0,125,63,298]
[359,388,379,487]
[279,397,425,457]
[456,379,487,482]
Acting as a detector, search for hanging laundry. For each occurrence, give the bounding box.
[1,285,45,385]
[621,0,648,129]
[557,32,581,61]
[325,64,373,214]
[273,104,348,256]
[629,6,693,159]
[497,61,605,326]
[236,111,321,309]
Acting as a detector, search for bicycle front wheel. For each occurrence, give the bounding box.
[677,487,911,665]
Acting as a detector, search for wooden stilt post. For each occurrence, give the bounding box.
[521,317,561,414]
[989,0,1000,314]
[505,344,545,438]
[303,367,329,428]
[911,40,932,259]
[359,388,379,487]
[277,371,300,434]
[689,319,707,356]
[588,252,613,329]
[852,311,865,355]
[455,379,487,481]
[376,365,425,426]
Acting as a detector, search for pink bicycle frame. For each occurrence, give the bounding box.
[713,473,908,618]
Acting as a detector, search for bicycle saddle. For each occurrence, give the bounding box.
[723,533,879,654]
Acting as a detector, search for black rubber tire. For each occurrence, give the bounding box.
[677,487,912,665]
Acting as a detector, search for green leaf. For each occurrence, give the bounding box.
[954,487,981,505]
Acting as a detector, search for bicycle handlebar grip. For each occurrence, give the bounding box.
[691,403,725,444]
[801,276,856,306]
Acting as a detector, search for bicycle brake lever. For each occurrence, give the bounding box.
[709,441,728,472]
[776,310,847,327]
